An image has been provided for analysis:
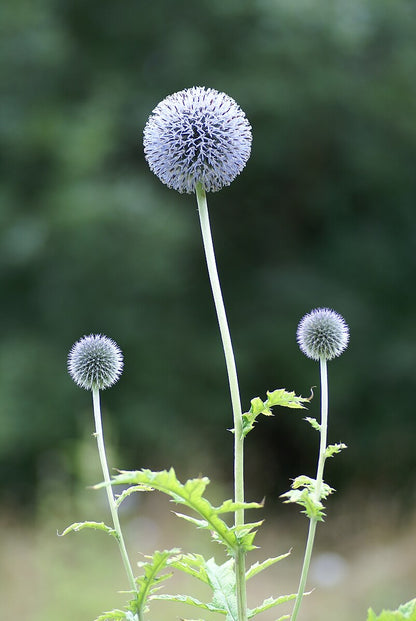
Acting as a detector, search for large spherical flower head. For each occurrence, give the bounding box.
[68,334,124,390]
[297,308,349,361]
[143,86,252,194]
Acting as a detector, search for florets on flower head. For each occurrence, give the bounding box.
[68,334,124,390]
[297,308,349,361]
[143,86,252,194]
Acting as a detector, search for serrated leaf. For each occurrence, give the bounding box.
[135,549,179,614]
[305,416,321,432]
[367,599,416,621]
[169,553,209,584]
[108,469,259,553]
[241,389,311,437]
[95,610,136,621]
[154,593,224,614]
[245,551,291,581]
[248,593,297,618]
[59,521,117,539]
[205,558,238,621]
[281,476,334,521]
[116,484,153,507]
[266,389,311,410]
[325,443,347,458]
[215,498,264,514]
[155,558,238,621]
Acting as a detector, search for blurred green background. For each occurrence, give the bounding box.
[1,0,416,619]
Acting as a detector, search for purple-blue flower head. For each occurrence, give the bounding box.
[143,87,252,194]
[297,308,349,361]
[68,334,124,391]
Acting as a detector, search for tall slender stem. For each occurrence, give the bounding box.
[291,358,329,621]
[92,389,139,603]
[195,183,247,621]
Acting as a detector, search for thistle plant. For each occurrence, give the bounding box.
[65,335,139,615]
[283,308,349,621]
[144,86,253,621]
[61,87,416,621]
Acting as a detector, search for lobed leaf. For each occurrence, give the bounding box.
[154,593,224,615]
[242,389,311,437]
[95,611,139,621]
[107,468,260,553]
[169,553,210,584]
[281,476,334,521]
[305,416,321,432]
[205,558,238,621]
[248,593,297,618]
[59,521,117,539]
[245,551,291,581]
[325,442,347,458]
[155,558,238,621]
[135,549,180,614]
[367,599,416,621]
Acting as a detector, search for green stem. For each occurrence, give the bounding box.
[291,358,328,621]
[195,183,247,621]
[315,358,328,502]
[92,389,139,611]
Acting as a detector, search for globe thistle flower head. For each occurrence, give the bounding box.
[297,308,349,361]
[143,86,252,194]
[68,334,124,391]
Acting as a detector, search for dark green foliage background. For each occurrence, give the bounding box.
[1,0,416,508]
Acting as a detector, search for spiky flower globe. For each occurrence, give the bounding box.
[143,86,252,194]
[68,334,124,390]
[297,308,349,361]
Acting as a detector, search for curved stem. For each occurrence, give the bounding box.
[291,358,328,621]
[195,184,247,621]
[290,518,317,621]
[92,389,139,607]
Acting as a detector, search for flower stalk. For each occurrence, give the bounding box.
[92,388,139,604]
[291,308,349,621]
[195,183,247,621]
[290,358,328,621]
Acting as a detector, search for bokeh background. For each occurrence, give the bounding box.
[1,0,416,620]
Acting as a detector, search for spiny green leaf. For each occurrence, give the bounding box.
[169,553,209,584]
[248,593,297,617]
[281,476,334,521]
[245,551,291,581]
[305,416,321,432]
[367,599,416,621]
[325,442,347,458]
[116,484,153,507]
[266,389,311,409]
[242,389,311,437]
[95,611,137,621]
[59,521,117,538]
[135,549,179,613]
[231,520,264,550]
[205,558,238,621]
[215,498,264,514]
[155,558,239,621]
[153,593,224,614]
[108,468,260,553]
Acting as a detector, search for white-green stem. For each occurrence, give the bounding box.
[195,183,247,621]
[92,389,139,610]
[291,358,328,621]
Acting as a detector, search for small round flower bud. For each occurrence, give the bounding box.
[297,308,349,361]
[68,334,124,390]
[143,86,252,194]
